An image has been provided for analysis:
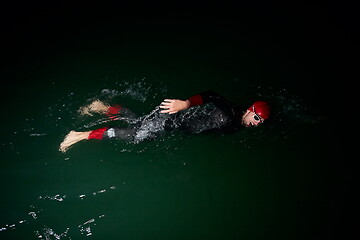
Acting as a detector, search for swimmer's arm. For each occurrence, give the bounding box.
[160,90,220,114]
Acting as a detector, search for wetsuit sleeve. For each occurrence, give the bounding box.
[187,90,233,109]
[187,94,203,107]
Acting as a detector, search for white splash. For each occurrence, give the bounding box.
[34,226,70,240]
[38,194,66,202]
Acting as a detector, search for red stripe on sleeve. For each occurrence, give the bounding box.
[187,94,203,107]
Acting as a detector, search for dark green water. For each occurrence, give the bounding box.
[1,3,354,240]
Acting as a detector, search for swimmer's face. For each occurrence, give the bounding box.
[241,110,264,127]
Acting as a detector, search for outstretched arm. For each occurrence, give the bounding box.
[160,90,230,114]
[160,92,205,114]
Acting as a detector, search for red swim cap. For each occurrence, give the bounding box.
[248,101,270,119]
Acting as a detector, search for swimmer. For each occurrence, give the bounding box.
[59,90,270,152]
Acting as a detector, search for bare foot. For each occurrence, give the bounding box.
[79,100,110,116]
[59,131,91,152]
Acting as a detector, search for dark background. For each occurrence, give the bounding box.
[1,1,356,239]
[2,1,357,111]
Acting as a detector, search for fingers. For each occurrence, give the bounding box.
[160,106,178,114]
[159,104,171,111]
[159,103,172,108]
[160,109,170,113]
[160,99,174,112]
[160,99,174,106]
[160,109,178,114]
[159,105,172,109]
[160,99,179,114]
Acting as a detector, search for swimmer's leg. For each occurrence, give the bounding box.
[102,127,136,140]
[59,130,91,152]
[79,100,109,116]
[79,100,122,116]
[59,127,108,152]
[59,127,136,152]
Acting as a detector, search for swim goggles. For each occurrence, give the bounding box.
[252,106,264,123]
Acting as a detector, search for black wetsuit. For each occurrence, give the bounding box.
[99,90,244,142]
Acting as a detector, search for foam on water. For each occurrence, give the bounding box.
[3,76,315,157]
[34,226,70,240]
[1,78,318,165]
[0,185,117,238]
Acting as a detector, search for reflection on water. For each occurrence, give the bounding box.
[35,226,70,239]
[0,185,117,238]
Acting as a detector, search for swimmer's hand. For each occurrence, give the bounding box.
[160,99,190,114]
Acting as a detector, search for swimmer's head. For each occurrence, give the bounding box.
[241,101,270,127]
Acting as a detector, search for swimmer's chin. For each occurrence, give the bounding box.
[241,121,254,128]
[241,121,249,127]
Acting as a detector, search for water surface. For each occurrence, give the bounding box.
[1,4,351,240]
